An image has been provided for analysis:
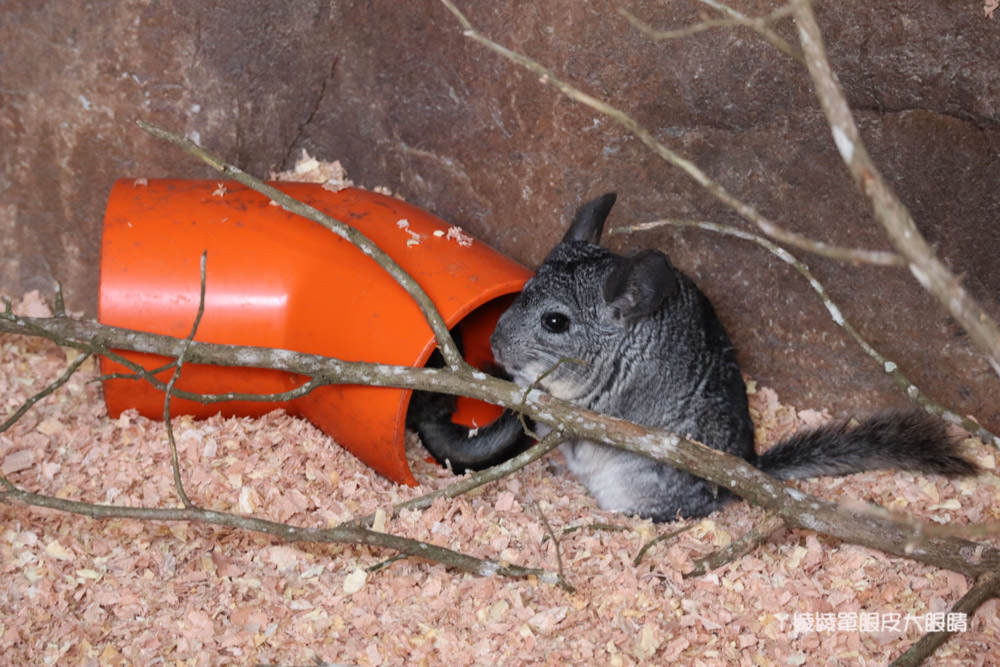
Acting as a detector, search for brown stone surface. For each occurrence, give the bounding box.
[2,1,999,428]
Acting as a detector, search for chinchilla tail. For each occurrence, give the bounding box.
[412,410,530,474]
[756,410,979,481]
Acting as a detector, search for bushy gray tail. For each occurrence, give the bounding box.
[757,410,979,481]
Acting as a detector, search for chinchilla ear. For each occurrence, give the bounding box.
[562,192,617,244]
[602,249,677,321]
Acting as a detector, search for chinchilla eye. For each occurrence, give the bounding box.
[541,311,570,333]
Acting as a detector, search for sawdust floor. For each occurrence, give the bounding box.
[3,292,1000,666]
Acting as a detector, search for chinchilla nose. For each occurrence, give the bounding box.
[489,325,509,364]
[489,328,503,356]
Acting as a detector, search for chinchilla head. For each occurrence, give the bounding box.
[491,193,680,403]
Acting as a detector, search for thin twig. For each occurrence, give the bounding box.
[97,342,330,406]
[611,217,1000,448]
[438,0,903,268]
[162,250,208,508]
[790,0,1000,378]
[890,569,1000,667]
[0,351,93,437]
[684,514,786,576]
[633,523,697,567]
[1,350,93,491]
[526,490,575,592]
[0,297,569,582]
[613,0,803,63]
[0,484,560,583]
[559,522,630,536]
[365,553,408,573]
[346,430,566,528]
[136,120,467,372]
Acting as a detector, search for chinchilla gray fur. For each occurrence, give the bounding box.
[410,192,978,522]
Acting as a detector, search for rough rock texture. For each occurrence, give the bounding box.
[2,1,999,428]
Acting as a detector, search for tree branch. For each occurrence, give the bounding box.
[346,430,566,528]
[136,120,467,372]
[790,0,1000,379]
[684,514,786,577]
[438,0,903,268]
[161,250,208,508]
[612,0,803,63]
[611,217,1000,449]
[890,569,1000,667]
[0,483,561,585]
[2,310,997,580]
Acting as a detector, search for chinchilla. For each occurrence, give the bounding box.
[409,193,978,521]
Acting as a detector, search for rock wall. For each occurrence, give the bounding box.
[2,0,998,428]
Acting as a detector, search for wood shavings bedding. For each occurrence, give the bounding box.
[2,292,999,666]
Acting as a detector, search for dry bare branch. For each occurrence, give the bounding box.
[2,311,998,580]
[684,514,786,577]
[611,217,1000,448]
[1,482,562,585]
[161,250,207,509]
[632,523,696,567]
[438,0,903,267]
[136,120,467,372]
[346,430,566,528]
[890,569,1000,666]
[613,0,803,63]
[790,0,1000,379]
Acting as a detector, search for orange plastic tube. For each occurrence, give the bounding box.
[98,179,531,485]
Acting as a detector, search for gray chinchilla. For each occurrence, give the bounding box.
[409,193,978,521]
